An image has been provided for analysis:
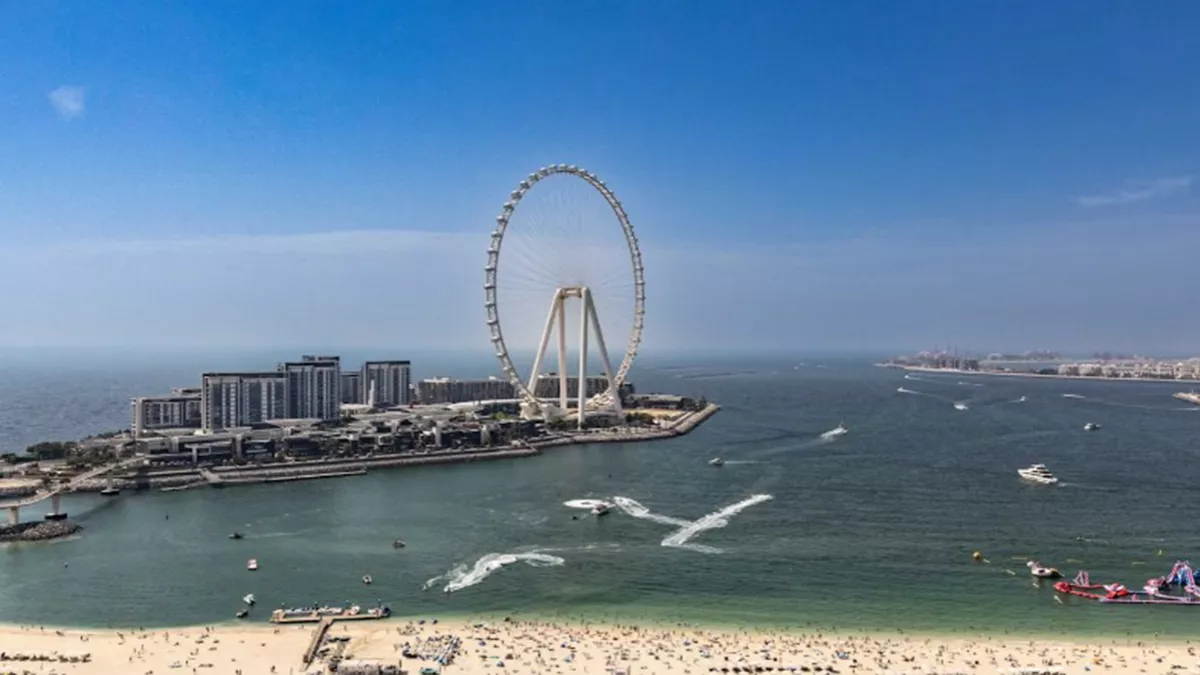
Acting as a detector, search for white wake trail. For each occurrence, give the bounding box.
[430,552,565,594]
[612,496,690,527]
[661,494,774,554]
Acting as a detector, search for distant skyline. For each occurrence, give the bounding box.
[1,1,1198,354]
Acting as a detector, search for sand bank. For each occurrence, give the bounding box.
[1,617,1197,675]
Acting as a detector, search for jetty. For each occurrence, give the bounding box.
[1175,392,1200,406]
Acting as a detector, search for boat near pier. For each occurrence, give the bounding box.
[269,603,392,624]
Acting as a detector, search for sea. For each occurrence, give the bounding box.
[1,348,1198,636]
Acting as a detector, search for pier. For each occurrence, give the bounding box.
[302,617,333,666]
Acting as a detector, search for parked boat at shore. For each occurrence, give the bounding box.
[269,602,392,624]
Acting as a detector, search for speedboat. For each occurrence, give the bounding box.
[1027,561,1062,579]
[235,609,249,619]
[362,574,373,585]
[709,457,725,467]
[953,402,969,411]
[247,558,259,571]
[243,594,256,606]
[1084,422,1101,431]
[392,539,406,549]
[591,502,612,517]
[229,532,244,540]
[1017,464,1059,485]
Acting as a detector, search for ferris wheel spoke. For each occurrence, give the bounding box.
[485,165,645,427]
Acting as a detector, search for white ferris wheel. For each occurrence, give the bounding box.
[485,165,645,427]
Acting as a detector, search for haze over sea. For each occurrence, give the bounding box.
[1,349,1198,636]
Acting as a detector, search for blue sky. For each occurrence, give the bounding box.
[1,1,1198,354]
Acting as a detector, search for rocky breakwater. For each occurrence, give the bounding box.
[0,519,81,543]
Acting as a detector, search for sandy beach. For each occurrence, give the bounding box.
[0,617,1196,675]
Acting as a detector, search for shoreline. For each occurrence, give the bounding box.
[0,615,1194,675]
[879,363,1200,385]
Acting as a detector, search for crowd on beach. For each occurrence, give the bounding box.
[1,617,1198,674]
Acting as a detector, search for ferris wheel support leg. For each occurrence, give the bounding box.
[557,293,568,412]
[578,288,590,429]
[585,291,620,413]
[527,288,563,415]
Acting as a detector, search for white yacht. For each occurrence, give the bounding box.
[1084,422,1101,431]
[242,593,256,606]
[247,558,259,571]
[709,457,725,467]
[953,402,969,411]
[1017,464,1059,485]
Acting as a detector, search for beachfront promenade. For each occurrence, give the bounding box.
[0,456,145,523]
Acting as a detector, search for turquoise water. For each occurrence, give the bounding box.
[1,351,1199,635]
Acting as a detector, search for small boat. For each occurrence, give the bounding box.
[1018,464,1059,485]
[235,609,249,619]
[953,402,969,411]
[1027,560,1062,579]
[99,487,120,496]
[247,558,259,571]
[709,457,725,467]
[392,539,406,549]
[243,594,256,606]
[229,532,244,540]
[1084,422,1101,431]
[591,502,612,517]
[362,574,373,585]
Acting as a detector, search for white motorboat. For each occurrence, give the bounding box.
[1026,560,1062,579]
[243,593,256,606]
[1017,464,1059,485]
[953,402,969,411]
[1084,422,1101,431]
[709,457,725,467]
[247,558,259,571]
[362,574,373,585]
[591,502,612,517]
[820,423,848,439]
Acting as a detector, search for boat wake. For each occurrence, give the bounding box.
[612,494,774,554]
[424,551,564,594]
[611,497,689,527]
[897,387,921,395]
[661,494,774,554]
[563,499,610,511]
[1062,393,1086,399]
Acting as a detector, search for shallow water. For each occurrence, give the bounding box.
[1,351,1198,635]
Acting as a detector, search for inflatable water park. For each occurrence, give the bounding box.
[1054,561,1200,605]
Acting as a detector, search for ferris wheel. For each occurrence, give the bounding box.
[484,165,645,427]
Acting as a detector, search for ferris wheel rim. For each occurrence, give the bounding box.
[484,164,645,407]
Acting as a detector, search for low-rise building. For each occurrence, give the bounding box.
[132,388,203,435]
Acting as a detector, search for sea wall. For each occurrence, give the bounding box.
[0,519,81,543]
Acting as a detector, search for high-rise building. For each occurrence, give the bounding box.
[279,356,341,419]
[200,373,287,431]
[361,360,411,407]
[131,388,203,435]
[340,372,362,404]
